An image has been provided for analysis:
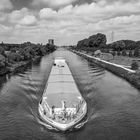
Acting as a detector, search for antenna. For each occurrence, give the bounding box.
[111,31,114,42]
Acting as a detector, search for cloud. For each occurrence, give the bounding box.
[0,0,13,11]
[10,0,32,10]
[37,0,140,44]
[39,8,57,19]
[101,0,139,3]
[0,24,12,34]
[0,24,13,41]
[18,15,37,26]
[38,1,140,28]
[90,15,140,32]
[32,0,77,8]
[0,12,8,22]
[9,8,29,23]
[2,0,140,45]
[8,8,37,26]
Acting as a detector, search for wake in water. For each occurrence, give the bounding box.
[37,112,88,132]
[0,49,140,140]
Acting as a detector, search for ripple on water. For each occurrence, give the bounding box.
[0,49,140,140]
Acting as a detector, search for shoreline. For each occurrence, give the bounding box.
[0,56,41,76]
[72,50,140,90]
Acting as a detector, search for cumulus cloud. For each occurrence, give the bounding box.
[2,0,140,45]
[38,1,140,28]
[39,8,57,19]
[0,24,13,42]
[101,0,139,3]
[0,12,8,22]
[37,0,140,44]
[9,8,29,23]
[18,15,37,26]
[90,15,140,31]
[0,24,12,33]
[8,8,37,26]
[32,0,77,8]
[0,0,13,11]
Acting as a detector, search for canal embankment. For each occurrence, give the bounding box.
[0,43,56,76]
[72,50,140,90]
[0,56,41,76]
[10,56,41,74]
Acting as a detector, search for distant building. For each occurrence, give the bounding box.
[48,39,54,45]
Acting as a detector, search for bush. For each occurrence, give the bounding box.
[131,61,139,70]
[0,47,5,55]
[111,51,116,59]
[122,50,127,56]
[129,51,133,57]
[0,54,6,67]
[117,51,121,56]
[7,52,23,63]
[134,49,140,57]
[105,49,110,53]
[10,48,17,53]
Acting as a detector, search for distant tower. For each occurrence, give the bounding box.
[48,39,54,45]
[111,31,114,42]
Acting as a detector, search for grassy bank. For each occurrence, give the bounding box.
[79,50,140,68]
[72,50,140,90]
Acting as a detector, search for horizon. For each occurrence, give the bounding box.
[0,32,140,46]
[0,0,140,45]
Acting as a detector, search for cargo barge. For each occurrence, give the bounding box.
[38,58,87,131]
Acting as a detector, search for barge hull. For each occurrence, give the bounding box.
[39,58,87,131]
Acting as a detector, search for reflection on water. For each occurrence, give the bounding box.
[0,49,140,140]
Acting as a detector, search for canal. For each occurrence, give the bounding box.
[0,49,140,140]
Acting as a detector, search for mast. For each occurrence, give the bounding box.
[111,31,114,42]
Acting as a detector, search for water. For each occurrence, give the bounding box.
[0,49,140,140]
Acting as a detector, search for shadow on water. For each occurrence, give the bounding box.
[0,49,140,140]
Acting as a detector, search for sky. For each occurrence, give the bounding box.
[0,0,140,45]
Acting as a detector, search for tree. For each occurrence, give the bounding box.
[117,51,121,56]
[10,48,17,53]
[0,54,6,67]
[105,49,110,53]
[134,48,140,57]
[7,52,23,63]
[122,50,127,56]
[129,50,133,57]
[76,33,107,51]
[131,61,139,70]
[110,41,125,51]
[111,51,116,59]
[0,47,5,55]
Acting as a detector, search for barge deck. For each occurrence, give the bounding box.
[39,58,87,131]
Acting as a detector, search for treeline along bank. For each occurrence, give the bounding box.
[0,42,56,75]
[69,33,140,89]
